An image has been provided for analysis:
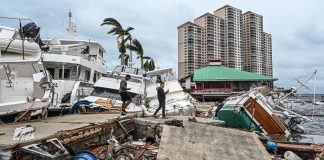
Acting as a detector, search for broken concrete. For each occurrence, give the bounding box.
[157,122,271,160]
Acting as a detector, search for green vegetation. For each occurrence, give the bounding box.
[101,18,133,65]
[101,18,156,72]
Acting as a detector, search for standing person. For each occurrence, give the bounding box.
[119,75,132,115]
[153,82,169,118]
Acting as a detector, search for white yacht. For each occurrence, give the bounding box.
[0,11,108,121]
[84,65,147,115]
[0,24,52,122]
[42,11,108,108]
[83,65,196,116]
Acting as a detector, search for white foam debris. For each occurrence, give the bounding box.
[12,126,35,141]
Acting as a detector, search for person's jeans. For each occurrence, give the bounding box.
[154,100,165,117]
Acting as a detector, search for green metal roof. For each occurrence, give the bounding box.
[194,66,277,81]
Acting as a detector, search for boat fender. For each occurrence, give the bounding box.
[61,92,71,103]
[282,111,290,119]
[266,141,277,152]
[73,150,97,160]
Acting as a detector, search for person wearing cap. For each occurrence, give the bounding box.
[119,74,132,115]
[153,82,169,118]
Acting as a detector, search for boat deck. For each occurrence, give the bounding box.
[0,114,121,149]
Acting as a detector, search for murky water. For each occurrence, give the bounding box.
[288,102,324,135]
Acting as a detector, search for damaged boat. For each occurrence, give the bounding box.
[214,87,307,135]
[0,22,52,123]
[80,65,196,117]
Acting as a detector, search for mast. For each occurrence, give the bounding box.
[312,70,317,119]
[66,10,77,40]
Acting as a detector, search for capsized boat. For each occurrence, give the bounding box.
[215,88,291,135]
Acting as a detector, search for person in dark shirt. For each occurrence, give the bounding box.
[153,82,169,118]
[119,75,132,115]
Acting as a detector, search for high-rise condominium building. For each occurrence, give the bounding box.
[178,5,273,79]
[262,32,273,76]
[243,11,263,74]
[214,5,243,70]
[194,13,225,64]
[178,22,203,79]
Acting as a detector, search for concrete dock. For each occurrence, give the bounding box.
[0,114,121,149]
[0,114,271,160]
[157,122,271,160]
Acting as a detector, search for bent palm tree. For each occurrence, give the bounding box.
[127,39,144,69]
[101,18,133,65]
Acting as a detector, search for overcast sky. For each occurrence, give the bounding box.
[1,0,323,93]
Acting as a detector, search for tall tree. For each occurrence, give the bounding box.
[101,18,133,65]
[127,39,144,69]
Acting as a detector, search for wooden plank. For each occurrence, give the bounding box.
[157,122,270,160]
[277,143,324,153]
[244,98,288,134]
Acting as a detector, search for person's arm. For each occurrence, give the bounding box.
[165,89,169,95]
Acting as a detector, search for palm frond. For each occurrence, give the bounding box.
[132,39,143,53]
[125,27,134,32]
[125,35,132,42]
[143,56,151,59]
[101,18,122,28]
[107,27,121,34]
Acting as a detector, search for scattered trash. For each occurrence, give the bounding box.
[164,119,184,128]
[316,152,324,160]
[284,151,303,160]
[20,138,69,159]
[74,150,97,160]
[86,136,159,160]
[12,125,35,141]
[266,141,278,153]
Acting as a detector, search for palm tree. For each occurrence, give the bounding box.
[127,39,144,69]
[101,18,133,65]
[143,56,155,71]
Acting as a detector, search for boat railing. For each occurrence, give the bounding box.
[45,49,106,67]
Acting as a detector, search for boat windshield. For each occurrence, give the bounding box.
[112,66,145,76]
[90,87,137,100]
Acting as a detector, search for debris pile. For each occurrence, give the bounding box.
[84,136,159,160]
[194,102,215,117]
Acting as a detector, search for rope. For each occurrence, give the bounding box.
[14,102,35,123]
[3,39,15,55]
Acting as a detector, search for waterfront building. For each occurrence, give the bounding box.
[178,22,204,79]
[180,60,276,101]
[214,5,243,71]
[243,11,263,74]
[262,32,273,76]
[194,13,225,64]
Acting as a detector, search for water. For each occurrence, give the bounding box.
[287,101,324,135]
